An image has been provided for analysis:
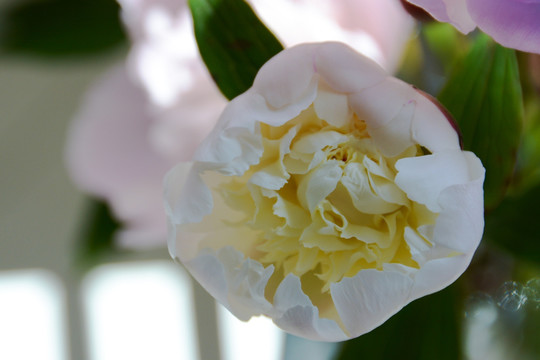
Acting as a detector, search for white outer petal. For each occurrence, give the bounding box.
[411,255,473,299]
[409,89,461,153]
[254,42,389,105]
[253,43,319,110]
[163,162,200,258]
[164,161,215,229]
[408,176,484,299]
[394,150,484,213]
[185,247,274,321]
[431,178,485,254]
[330,269,414,338]
[273,275,348,341]
[314,42,387,93]
[350,78,459,157]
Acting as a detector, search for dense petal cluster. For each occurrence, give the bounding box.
[407,0,540,54]
[165,42,485,340]
[66,0,413,248]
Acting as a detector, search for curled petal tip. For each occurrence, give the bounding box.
[413,87,464,150]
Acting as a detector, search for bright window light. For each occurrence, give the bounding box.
[0,269,67,360]
[81,261,198,360]
[217,304,285,360]
[282,334,340,360]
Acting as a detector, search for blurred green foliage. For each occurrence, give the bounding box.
[514,99,540,192]
[484,183,540,264]
[75,200,120,269]
[335,282,462,360]
[0,0,126,57]
[422,22,469,74]
[438,34,524,210]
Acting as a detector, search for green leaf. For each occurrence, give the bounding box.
[0,0,126,57]
[484,183,540,264]
[513,99,540,191]
[189,0,284,100]
[335,282,462,360]
[422,22,469,74]
[75,200,120,268]
[438,34,523,210]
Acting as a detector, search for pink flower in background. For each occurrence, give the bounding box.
[407,0,540,54]
[164,42,485,341]
[66,64,222,247]
[251,0,414,73]
[66,0,414,248]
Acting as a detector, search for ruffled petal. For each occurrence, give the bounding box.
[186,247,274,321]
[297,160,343,212]
[394,150,482,212]
[273,275,347,341]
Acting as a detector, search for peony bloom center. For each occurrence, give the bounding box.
[214,93,438,303]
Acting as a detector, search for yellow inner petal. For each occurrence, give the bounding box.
[215,104,438,299]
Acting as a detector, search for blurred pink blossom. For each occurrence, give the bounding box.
[407,0,540,54]
[66,0,414,249]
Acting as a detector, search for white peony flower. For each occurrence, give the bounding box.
[66,0,414,248]
[165,42,485,341]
